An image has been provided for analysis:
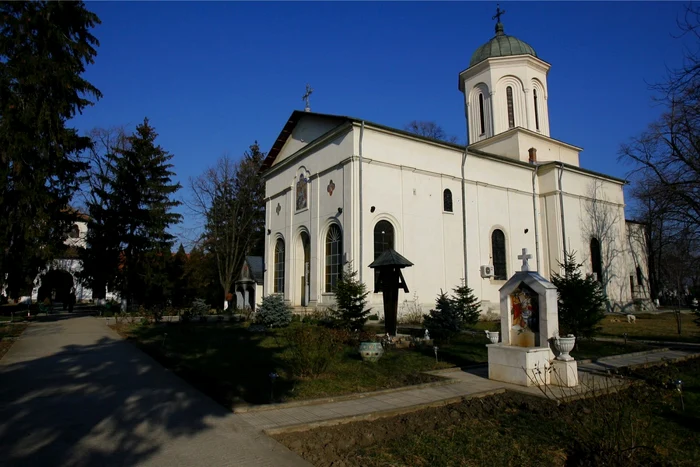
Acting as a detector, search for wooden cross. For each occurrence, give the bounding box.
[302,83,313,111]
[518,248,532,272]
[492,4,506,23]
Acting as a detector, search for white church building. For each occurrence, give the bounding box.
[260,19,650,317]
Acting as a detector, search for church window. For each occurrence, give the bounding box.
[506,86,515,128]
[274,238,285,293]
[296,174,308,211]
[590,238,602,283]
[443,189,453,212]
[636,266,643,287]
[325,224,342,292]
[491,229,507,280]
[69,224,80,239]
[478,93,485,135]
[374,220,395,290]
[533,89,540,131]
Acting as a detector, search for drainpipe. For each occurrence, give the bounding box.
[529,148,541,272]
[359,121,365,282]
[558,164,568,263]
[462,97,470,287]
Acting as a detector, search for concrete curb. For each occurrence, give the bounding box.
[262,388,506,436]
[233,377,459,414]
[622,352,700,371]
[596,347,671,362]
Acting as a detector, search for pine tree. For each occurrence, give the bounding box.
[330,264,371,331]
[551,252,607,339]
[451,280,481,327]
[102,119,181,307]
[0,1,101,297]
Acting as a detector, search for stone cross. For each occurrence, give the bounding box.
[492,4,506,23]
[518,248,532,272]
[302,83,313,112]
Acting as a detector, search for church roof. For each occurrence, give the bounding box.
[469,22,537,68]
[260,110,626,185]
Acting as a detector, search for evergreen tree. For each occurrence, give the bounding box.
[102,119,181,307]
[0,1,101,297]
[551,252,607,339]
[423,291,461,342]
[256,294,292,328]
[168,244,188,308]
[451,280,481,327]
[330,264,371,331]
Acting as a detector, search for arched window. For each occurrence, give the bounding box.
[506,86,515,129]
[274,238,285,293]
[374,220,395,289]
[491,229,507,280]
[478,93,485,135]
[636,266,643,287]
[325,224,342,293]
[69,224,80,239]
[590,238,602,283]
[443,189,453,212]
[533,89,540,131]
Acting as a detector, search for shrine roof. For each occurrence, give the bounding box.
[368,248,414,269]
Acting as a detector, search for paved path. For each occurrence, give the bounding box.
[0,316,309,467]
[239,348,699,433]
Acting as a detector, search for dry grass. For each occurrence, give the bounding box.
[598,313,700,343]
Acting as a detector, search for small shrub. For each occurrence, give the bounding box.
[284,326,344,378]
[141,305,163,324]
[398,292,424,325]
[256,294,292,328]
[191,298,208,316]
[368,313,379,321]
[423,281,481,341]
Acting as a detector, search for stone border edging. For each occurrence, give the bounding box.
[232,377,459,414]
[262,388,506,436]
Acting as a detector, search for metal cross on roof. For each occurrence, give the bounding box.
[518,248,532,272]
[302,83,313,112]
[492,4,506,23]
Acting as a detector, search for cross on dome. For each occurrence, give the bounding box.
[492,4,506,24]
[518,248,532,272]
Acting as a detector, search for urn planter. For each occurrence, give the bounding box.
[485,331,500,344]
[554,335,576,361]
[359,342,384,362]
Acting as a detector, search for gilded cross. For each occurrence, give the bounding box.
[302,83,313,111]
[492,4,506,23]
[518,248,532,272]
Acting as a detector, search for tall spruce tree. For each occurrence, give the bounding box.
[102,119,181,307]
[0,1,101,298]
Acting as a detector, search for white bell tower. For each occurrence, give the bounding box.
[459,10,551,145]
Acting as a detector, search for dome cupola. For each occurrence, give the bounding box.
[469,22,537,68]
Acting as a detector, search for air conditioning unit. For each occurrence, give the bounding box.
[480,265,495,278]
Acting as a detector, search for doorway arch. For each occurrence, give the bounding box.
[295,230,311,306]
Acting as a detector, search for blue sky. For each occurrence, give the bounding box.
[71,1,692,243]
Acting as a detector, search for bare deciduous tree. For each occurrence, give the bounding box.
[188,143,264,306]
[404,120,459,144]
[581,180,625,310]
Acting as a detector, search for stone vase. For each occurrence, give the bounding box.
[554,335,576,361]
[359,342,384,362]
[486,331,500,344]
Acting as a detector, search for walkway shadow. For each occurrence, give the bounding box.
[0,335,231,467]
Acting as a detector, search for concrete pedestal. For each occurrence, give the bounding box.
[551,359,578,387]
[487,344,553,387]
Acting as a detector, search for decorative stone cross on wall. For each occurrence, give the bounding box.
[518,248,532,272]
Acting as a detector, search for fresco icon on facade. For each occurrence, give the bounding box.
[296,175,308,210]
[510,283,540,347]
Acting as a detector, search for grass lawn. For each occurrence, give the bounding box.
[0,323,28,359]
[597,312,700,343]
[114,321,455,407]
[333,358,700,467]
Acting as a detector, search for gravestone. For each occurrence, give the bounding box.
[487,248,578,387]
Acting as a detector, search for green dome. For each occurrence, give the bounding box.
[469,23,537,67]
